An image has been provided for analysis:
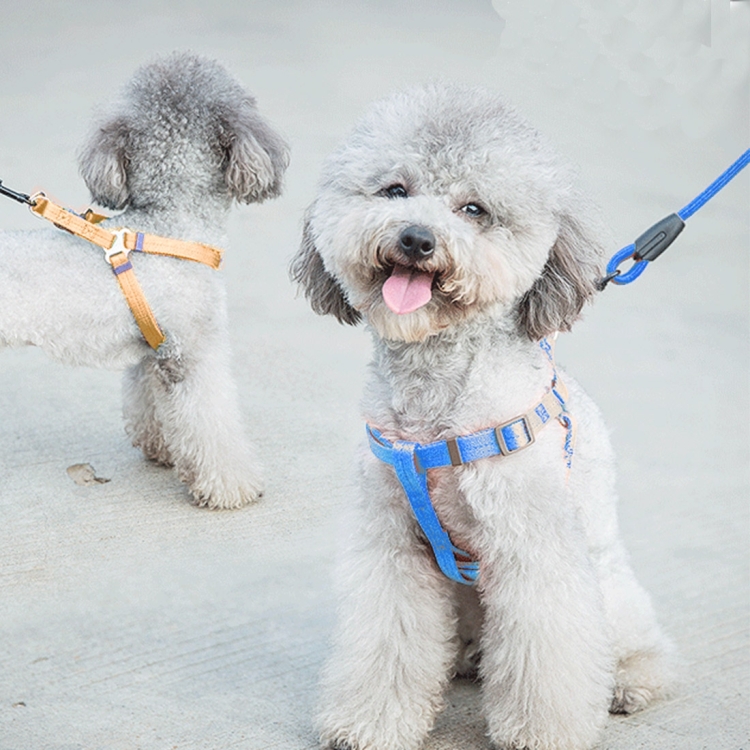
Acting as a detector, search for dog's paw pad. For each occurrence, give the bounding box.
[189,479,264,509]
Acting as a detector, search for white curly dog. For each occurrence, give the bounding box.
[0,52,288,508]
[292,83,674,750]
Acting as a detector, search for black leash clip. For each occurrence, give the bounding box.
[632,213,686,262]
[599,213,686,289]
[0,179,35,206]
[599,148,749,290]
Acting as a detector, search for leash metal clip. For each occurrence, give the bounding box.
[0,179,35,206]
[104,228,132,264]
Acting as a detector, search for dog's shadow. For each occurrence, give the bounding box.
[428,677,490,749]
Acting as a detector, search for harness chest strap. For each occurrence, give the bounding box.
[107,242,167,350]
[367,353,573,586]
[30,195,223,349]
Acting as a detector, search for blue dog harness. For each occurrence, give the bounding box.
[366,339,573,585]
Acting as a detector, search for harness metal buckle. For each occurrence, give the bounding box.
[495,416,535,456]
[105,228,132,265]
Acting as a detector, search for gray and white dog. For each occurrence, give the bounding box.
[0,53,288,508]
[293,83,674,750]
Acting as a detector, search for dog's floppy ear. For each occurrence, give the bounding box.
[290,209,361,326]
[220,99,290,204]
[516,212,602,341]
[78,116,130,210]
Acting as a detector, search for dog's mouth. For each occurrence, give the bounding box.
[381,263,436,315]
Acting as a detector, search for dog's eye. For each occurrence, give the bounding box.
[383,184,408,199]
[460,203,487,218]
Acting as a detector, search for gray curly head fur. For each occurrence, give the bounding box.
[78,51,289,211]
[292,82,603,342]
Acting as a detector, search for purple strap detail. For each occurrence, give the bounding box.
[112,260,133,275]
[134,232,145,252]
[535,403,550,423]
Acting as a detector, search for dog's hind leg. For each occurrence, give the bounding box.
[143,336,264,509]
[123,358,174,467]
[316,461,458,750]
[597,540,677,715]
[564,385,676,717]
[568,405,676,715]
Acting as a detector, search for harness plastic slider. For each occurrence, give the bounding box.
[105,227,132,264]
[633,213,685,262]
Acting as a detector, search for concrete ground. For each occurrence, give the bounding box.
[0,2,747,749]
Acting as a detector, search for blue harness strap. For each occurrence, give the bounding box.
[367,339,572,586]
[389,442,479,584]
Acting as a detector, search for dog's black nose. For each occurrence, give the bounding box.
[398,225,436,260]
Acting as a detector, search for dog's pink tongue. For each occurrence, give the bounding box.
[382,264,435,314]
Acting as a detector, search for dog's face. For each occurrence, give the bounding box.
[293,84,603,342]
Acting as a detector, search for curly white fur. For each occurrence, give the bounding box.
[292,83,674,750]
[0,52,289,509]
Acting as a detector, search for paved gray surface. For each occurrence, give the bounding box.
[0,2,748,749]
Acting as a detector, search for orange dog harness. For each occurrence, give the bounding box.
[29,194,223,349]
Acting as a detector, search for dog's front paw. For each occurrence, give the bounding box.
[319,729,372,750]
[182,463,264,509]
[318,701,434,750]
[318,728,356,750]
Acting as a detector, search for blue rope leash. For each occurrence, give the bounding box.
[602,148,750,287]
[677,150,750,221]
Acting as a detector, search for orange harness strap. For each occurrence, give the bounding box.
[30,194,223,350]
